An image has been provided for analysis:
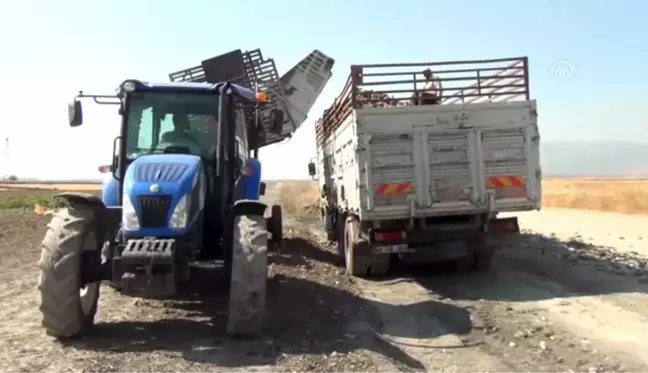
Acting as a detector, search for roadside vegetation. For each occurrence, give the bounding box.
[0,185,100,210]
[2,179,648,215]
[542,178,648,215]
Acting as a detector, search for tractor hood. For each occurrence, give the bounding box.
[122,154,203,236]
[128,154,201,185]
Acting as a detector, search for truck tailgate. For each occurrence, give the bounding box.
[357,101,540,221]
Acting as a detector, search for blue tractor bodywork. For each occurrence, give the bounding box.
[101,174,119,207]
[37,48,334,339]
[241,157,263,200]
[122,153,204,238]
[101,153,264,238]
[77,78,276,298]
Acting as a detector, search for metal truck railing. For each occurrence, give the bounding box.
[315,56,530,143]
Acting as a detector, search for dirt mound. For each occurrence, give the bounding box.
[276,182,319,220]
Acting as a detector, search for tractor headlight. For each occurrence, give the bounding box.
[122,193,140,230]
[169,194,190,229]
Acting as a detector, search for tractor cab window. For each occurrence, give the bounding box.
[125,92,219,159]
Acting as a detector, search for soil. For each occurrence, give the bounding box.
[0,184,647,372]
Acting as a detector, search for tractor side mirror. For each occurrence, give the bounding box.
[269,109,284,135]
[308,161,316,176]
[68,100,83,127]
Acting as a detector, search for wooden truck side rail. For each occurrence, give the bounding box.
[315,56,530,144]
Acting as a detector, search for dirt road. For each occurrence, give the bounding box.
[1,183,647,371]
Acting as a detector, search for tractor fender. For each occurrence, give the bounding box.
[233,199,267,217]
[242,158,262,200]
[56,192,105,208]
[55,192,118,243]
[101,175,119,207]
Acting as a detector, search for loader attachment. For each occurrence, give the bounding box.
[168,49,335,148]
[261,50,335,146]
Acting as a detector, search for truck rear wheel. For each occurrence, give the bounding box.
[38,207,101,338]
[227,214,268,337]
[324,210,337,242]
[269,205,283,243]
[369,254,390,277]
[343,217,371,277]
[456,239,494,272]
[473,246,494,271]
[336,213,347,264]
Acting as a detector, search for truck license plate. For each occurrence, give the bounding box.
[372,244,411,254]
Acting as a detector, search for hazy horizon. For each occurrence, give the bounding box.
[4,139,648,182]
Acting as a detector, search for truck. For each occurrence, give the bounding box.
[37,49,334,338]
[308,57,540,277]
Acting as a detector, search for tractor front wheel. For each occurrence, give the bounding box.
[37,207,101,338]
[227,213,268,337]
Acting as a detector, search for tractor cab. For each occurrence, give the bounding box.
[71,80,275,265]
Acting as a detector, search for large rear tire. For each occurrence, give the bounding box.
[336,213,347,264]
[455,238,495,272]
[344,217,370,277]
[473,245,495,271]
[369,254,391,277]
[227,214,268,337]
[37,207,101,338]
[269,204,283,244]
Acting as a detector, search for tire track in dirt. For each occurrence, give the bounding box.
[491,246,648,369]
[414,257,648,372]
[302,219,517,371]
[352,255,648,371]
[303,207,648,371]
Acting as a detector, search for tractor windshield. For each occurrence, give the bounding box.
[125,92,219,159]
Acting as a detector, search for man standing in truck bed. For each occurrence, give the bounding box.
[412,68,443,105]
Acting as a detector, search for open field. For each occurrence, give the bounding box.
[0,183,102,191]
[542,178,648,215]
[0,183,101,209]
[2,178,648,215]
[1,181,648,371]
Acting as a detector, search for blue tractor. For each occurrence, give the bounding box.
[37,49,334,338]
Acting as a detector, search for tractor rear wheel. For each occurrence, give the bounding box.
[269,204,283,243]
[37,207,101,338]
[227,214,268,337]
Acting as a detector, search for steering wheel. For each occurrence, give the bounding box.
[183,132,203,150]
[161,131,204,154]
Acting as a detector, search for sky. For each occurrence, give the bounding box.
[0,0,646,180]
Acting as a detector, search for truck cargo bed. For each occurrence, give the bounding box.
[350,101,540,221]
[314,56,540,222]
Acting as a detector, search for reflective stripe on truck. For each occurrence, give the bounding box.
[486,175,527,198]
[374,182,415,196]
[486,175,525,188]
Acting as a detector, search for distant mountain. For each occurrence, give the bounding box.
[541,141,648,177]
